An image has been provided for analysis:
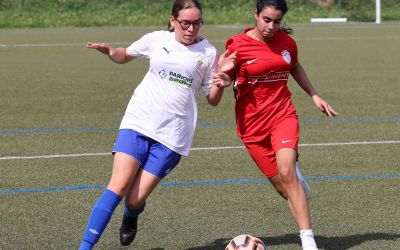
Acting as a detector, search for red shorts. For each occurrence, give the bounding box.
[242,116,299,178]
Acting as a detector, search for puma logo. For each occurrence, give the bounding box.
[162,47,171,54]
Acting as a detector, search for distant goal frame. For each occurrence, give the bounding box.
[310,0,381,24]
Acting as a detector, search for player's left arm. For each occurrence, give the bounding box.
[291,62,339,117]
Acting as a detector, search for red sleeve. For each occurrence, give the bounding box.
[226,37,235,51]
[289,36,298,66]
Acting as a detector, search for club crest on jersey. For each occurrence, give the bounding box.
[281,50,291,64]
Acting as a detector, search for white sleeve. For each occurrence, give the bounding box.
[202,49,218,96]
[126,31,158,58]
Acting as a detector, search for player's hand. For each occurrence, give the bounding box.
[212,72,232,87]
[86,42,115,55]
[218,50,237,73]
[312,95,339,117]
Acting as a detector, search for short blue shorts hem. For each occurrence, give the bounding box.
[112,129,181,179]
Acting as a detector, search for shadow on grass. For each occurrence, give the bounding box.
[184,232,400,250]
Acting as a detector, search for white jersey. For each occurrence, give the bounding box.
[119,30,218,156]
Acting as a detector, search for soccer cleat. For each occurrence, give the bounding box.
[119,214,138,246]
[296,163,312,200]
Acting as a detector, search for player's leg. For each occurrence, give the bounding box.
[119,169,160,246]
[268,174,287,199]
[243,139,316,249]
[295,162,312,200]
[269,162,311,200]
[276,148,317,250]
[79,152,140,250]
[79,129,148,250]
[243,139,289,196]
[119,140,181,246]
[276,148,310,228]
[272,117,317,250]
[243,138,289,198]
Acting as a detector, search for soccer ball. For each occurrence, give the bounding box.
[225,234,266,250]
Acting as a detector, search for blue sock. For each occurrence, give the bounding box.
[124,203,146,218]
[79,189,122,250]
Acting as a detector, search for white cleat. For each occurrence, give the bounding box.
[296,163,312,200]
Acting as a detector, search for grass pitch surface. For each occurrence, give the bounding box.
[1,23,400,249]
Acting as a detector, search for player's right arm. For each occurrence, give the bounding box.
[86,42,135,64]
[211,50,237,87]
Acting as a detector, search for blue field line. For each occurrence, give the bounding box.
[1,173,399,195]
[0,127,117,135]
[1,117,399,135]
[0,185,107,195]
[198,121,236,127]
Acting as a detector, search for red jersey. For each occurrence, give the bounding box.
[226,29,299,142]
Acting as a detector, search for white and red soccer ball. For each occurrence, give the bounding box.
[225,234,266,250]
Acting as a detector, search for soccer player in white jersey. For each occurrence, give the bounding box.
[78,1,236,249]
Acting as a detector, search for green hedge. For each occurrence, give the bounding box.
[1,0,399,28]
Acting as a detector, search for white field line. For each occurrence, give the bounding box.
[0,42,129,48]
[1,35,400,48]
[1,140,400,160]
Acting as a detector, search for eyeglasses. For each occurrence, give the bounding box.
[175,19,203,30]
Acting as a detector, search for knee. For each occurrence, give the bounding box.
[278,166,296,185]
[107,182,130,197]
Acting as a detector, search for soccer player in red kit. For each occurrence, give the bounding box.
[213,1,338,249]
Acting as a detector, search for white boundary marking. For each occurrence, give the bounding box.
[0,42,129,48]
[310,18,348,23]
[1,140,399,160]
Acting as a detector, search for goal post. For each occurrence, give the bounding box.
[376,0,381,24]
[309,0,382,24]
[309,0,347,23]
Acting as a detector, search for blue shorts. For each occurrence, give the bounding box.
[112,129,181,179]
